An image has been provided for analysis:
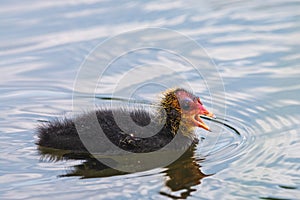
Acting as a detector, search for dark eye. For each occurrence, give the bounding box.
[181,99,192,110]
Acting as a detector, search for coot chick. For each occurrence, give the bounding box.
[37,88,214,153]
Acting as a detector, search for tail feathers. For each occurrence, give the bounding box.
[36,118,87,151]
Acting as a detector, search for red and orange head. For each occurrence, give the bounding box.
[161,88,214,132]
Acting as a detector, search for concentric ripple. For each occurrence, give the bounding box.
[195,115,255,173]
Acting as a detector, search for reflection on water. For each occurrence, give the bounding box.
[1,0,300,199]
[38,145,208,199]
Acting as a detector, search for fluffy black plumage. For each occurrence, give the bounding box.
[37,109,195,154]
[36,88,212,154]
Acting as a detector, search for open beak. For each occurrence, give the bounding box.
[194,114,212,131]
[193,105,214,131]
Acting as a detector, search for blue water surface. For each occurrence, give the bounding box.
[1,1,300,199]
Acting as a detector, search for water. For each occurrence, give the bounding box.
[1,0,300,199]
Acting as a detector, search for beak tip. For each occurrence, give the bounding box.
[203,124,211,132]
[209,113,216,119]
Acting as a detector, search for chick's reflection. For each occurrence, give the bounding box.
[38,145,209,199]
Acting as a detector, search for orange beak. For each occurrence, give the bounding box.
[193,104,214,131]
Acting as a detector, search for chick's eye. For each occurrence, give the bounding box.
[181,99,192,110]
